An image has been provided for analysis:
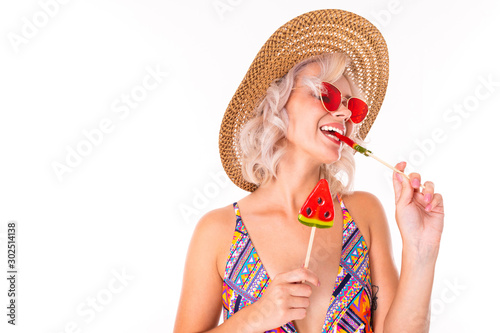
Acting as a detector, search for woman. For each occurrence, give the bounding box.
[175,9,444,333]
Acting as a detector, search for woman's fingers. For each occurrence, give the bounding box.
[288,281,313,297]
[393,162,413,206]
[288,308,307,320]
[408,172,421,190]
[279,267,320,287]
[392,162,405,201]
[425,192,444,213]
[422,181,435,210]
[256,267,319,325]
[394,161,406,175]
[287,293,311,308]
[394,162,438,209]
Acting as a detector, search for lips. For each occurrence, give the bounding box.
[320,124,345,144]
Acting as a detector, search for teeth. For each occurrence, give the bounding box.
[324,133,340,141]
[320,126,344,135]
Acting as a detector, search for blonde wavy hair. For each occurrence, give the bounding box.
[239,53,366,195]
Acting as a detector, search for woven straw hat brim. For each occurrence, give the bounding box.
[219,9,389,192]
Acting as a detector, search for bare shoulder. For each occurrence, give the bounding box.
[342,190,382,207]
[342,191,388,249]
[196,204,236,233]
[193,204,238,277]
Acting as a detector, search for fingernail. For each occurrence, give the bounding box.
[425,194,432,203]
[412,178,420,188]
[425,204,432,212]
[396,173,403,182]
[317,280,321,287]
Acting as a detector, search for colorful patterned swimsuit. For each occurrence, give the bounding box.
[222,195,373,333]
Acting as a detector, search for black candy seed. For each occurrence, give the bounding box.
[306,207,312,216]
[317,197,323,204]
[324,211,331,218]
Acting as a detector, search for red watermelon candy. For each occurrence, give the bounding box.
[298,179,334,228]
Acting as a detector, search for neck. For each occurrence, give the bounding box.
[256,149,324,214]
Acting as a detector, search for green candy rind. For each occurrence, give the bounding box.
[298,214,334,228]
[353,144,372,156]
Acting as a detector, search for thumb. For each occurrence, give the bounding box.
[393,162,412,206]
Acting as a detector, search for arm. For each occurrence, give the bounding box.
[173,208,232,332]
[383,162,445,332]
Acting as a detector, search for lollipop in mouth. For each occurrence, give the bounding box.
[332,131,372,156]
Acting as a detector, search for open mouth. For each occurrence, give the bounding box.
[320,125,344,143]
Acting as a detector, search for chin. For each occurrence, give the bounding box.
[321,150,342,164]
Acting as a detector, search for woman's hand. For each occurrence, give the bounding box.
[248,267,320,331]
[392,161,444,255]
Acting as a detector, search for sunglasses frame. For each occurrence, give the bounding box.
[319,81,368,124]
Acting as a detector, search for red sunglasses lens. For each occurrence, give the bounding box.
[347,98,368,124]
[321,83,342,111]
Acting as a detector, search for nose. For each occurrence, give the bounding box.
[327,102,352,122]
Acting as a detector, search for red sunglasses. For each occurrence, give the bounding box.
[319,82,368,124]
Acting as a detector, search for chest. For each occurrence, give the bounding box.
[221,202,372,332]
[252,215,345,331]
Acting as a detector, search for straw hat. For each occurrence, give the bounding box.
[219,9,389,192]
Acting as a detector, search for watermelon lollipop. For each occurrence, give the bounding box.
[298,179,334,228]
[299,179,335,269]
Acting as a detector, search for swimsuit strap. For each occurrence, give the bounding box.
[337,193,347,211]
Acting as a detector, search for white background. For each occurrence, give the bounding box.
[1,0,499,332]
